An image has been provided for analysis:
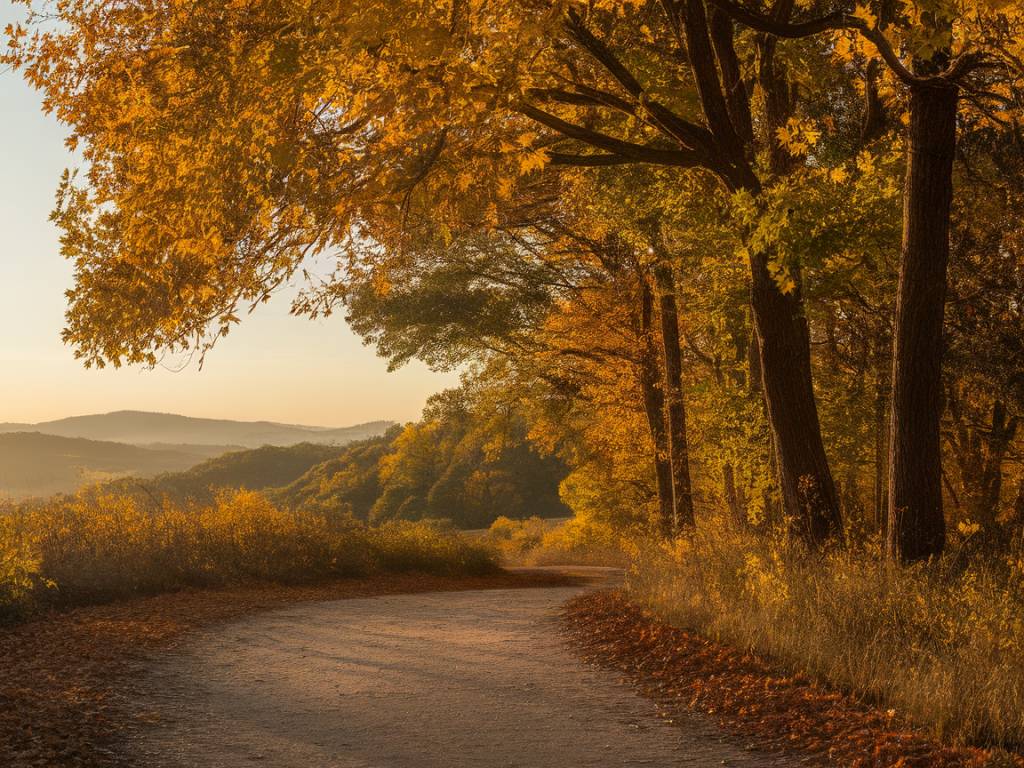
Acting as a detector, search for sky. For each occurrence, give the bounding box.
[0,8,458,428]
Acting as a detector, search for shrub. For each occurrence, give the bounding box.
[485,515,629,567]
[0,490,496,619]
[373,520,497,575]
[627,514,1024,749]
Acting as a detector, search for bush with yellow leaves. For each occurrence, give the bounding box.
[0,490,495,620]
[485,515,629,567]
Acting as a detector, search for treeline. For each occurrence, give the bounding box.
[83,393,569,529]
[8,1,1024,556]
[277,387,569,527]
[97,442,347,505]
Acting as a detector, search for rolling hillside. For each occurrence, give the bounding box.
[268,431,402,518]
[100,443,351,505]
[0,411,395,449]
[0,433,214,500]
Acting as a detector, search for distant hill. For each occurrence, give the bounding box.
[0,433,215,500]
[0,411,395,449]
[268,430,402,518]
[99,443,351,505]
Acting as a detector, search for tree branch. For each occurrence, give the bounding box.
[564,8,718,155]
[519,103,706,166]
[528,86,636,116]
[706,0,990,87]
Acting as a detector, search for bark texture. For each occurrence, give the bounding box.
[638,279,677,536]
[654,263,696,530]
[670,0,842,545]
[886,82,958,562]
[750,256,843,545]
[947,397,1018,532]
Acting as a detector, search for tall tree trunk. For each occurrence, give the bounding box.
[977,402,1016,529]
[873,335,890,535]
[873,378,888,535]
[654,263,696,529]
[723,462,746,525]
[750,255,843,546]
[748,326,781,525]
[840,468,860,523]
[950,398,1018,533]
[886,82,958,563]
[679,0,840,546]
[638,279,676,536]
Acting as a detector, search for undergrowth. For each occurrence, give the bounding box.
[485,515,629,567]
[627,514,1024,750]
[0,489,496,620]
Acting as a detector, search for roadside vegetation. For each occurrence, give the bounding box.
[485,516,628,567]
[0,490,495,621]
[0,391,568,623]
[623,516,1024,749]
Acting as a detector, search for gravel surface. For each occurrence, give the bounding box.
[125,578,798,768]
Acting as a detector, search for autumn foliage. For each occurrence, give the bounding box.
[0,490,495,620]
[7,0,1024,758]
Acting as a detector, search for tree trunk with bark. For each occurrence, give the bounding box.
[653,263,696,530]
[750,255,843,545]
[948,397,1018,533]
[638,279,677,536]
[674,0,842,545]
[886,81,958,563]
[722,462,747,525]
[873,378,888,535]
[747,326,782,525]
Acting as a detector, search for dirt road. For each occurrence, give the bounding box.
[125,573,797,767]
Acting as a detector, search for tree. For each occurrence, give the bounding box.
[339,210,694,535]
[369,386,569,528]
[707,0,1024,561]
[649,243,695,530]
[8,0,848,545]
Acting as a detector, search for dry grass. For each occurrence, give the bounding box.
[0,490,496,620]
[564,590,1014,768]
[484,515,629,567]
[626,515,1024,751]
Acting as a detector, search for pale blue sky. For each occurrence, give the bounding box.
[0,6,457,427]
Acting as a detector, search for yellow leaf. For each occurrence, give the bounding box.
[851,4,877,28]
[518,149,548,174]
[829,167,848,184]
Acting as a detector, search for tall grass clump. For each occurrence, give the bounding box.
[0,490,496,620]
[486,515,630,566]
[628,514,1024,749]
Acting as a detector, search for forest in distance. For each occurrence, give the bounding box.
[5,0,1024,763]
[80,397,569,529]
[0,412,394,498]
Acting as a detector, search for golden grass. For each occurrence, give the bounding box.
[0,490,496,620]
[485,515,629,567]
[627,515,1024,750]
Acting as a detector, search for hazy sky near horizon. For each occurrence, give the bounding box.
[0,7,459,428]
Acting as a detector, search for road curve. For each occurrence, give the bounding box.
[124,575,797,768]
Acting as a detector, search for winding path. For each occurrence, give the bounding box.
[125,572,797,767]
